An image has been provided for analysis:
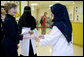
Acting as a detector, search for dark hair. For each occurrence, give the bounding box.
[1,6,5,8]
[4,3,17,13]
[44,12,47,14]
[1,6,7,14]
[1,6,7,10]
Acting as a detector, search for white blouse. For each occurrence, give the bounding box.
[20,27,38,56]
[39,26,73,56]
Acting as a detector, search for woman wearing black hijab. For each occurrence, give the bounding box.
[38,3,73,56]
[18,6,37,56]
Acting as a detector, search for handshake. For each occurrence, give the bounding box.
[23,35,44,42]
[23,30,44,42]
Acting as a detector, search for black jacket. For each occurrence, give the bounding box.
[2,14,23,47]
[0,19,3,43]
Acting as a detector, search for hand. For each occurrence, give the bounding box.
[39,35,44,39]
[31,36,37,40]
[30,36,40,42]
[23,35,30,39]
[36,38,40,42]
[29,30,34,35]
[17,44,20,49]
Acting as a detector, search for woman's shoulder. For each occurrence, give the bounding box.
[6,14,15,19]
[52,26,58,29]
[31,16,35,19]
[31,16,36,21]
[4,14,15,25]
[52,26,62,34]
[6,14,15,21]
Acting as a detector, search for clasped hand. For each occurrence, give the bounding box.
[23,34,44,42]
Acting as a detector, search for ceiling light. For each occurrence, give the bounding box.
[52,1,60,2]
[31,3,38,6]
[73,2,75,4]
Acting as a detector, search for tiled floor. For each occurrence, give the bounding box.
[18,28,83,56]
[18,43,83,56]
[73,45,83,56]
[36,44,83,56]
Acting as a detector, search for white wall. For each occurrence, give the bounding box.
[31,2,83,24]
[66,2,83,23]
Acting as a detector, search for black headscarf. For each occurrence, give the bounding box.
[51,3,72,43]
[18,6,36,33]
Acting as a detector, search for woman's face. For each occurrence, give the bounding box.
[9,7,17,16]
[1,7,6,14]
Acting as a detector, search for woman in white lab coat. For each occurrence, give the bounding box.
[18,6,38,56]
[38,3,73,56]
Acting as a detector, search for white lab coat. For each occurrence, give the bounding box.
[20,27,38,56]
[39,26,73,56]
